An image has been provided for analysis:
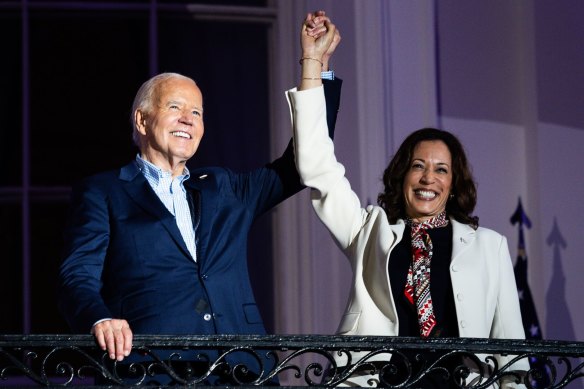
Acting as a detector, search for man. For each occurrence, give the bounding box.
[58,12,341,384]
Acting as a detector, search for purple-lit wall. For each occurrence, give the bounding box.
[437,1,584,342]
[272,0,584,347]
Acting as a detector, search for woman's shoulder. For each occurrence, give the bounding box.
[474,225,507,244]
[451,219,506,241]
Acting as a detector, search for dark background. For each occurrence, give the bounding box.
[0,0,278,334]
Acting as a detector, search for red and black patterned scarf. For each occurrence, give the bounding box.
[404,211,449,337]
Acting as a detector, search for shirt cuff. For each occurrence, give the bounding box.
[91,318,112,333]
[321,70,335,80]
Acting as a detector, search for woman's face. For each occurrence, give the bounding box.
[403,140,453,223]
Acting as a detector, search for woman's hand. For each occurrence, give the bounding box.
[299,11,337,90]
[304,11,341,71]
[301,11,336,62]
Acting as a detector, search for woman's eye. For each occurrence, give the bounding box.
[412,163,424,169]
[437,167,448,174]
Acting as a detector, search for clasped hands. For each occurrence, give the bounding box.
[301,10,340,72]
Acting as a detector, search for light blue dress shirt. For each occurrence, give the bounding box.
[136,155,197,262]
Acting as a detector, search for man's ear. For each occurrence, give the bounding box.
[135,110,148,136]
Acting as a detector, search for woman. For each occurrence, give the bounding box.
[288,16,528,388]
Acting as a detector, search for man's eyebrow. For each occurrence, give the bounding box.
[164,99,203,113]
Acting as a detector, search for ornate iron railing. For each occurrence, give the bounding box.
[1,334,583,388]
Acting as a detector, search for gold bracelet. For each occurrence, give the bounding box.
[302,77,321,80]
[299,57,323,66]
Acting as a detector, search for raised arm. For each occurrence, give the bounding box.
[287,14,370,251]
[245,12,343,213]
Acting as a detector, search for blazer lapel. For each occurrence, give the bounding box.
[450,219,477,264]
[381,219,406,321]
[184,170,219,269]
[119,162,194,260]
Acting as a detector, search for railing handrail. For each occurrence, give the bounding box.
[2,334,584,387]
[2,334,583,355]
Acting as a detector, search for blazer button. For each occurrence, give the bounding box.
[201,274,208,280]
[451,265,458,272]
[457,293,464,301]
[203,313,212,321]
[460,320,467,328]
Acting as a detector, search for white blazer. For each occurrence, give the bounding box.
[287,86,529,388]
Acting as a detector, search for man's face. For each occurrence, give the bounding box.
[137,78,204,170]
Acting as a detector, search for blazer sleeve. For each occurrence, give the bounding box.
[266,78,342,195]
[229,78,343,217]
[287,85,368,250]
[58,177,113,333]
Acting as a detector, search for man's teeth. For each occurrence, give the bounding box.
[171,131,191,139]
[415,190,436,199]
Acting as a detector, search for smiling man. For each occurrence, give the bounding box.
[133,74,204,178]
[58,60,342,384]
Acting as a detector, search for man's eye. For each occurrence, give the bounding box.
[192,111,201,116]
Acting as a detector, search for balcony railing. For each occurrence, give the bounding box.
[1,334,583,388]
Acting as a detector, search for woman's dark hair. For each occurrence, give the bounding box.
[377,128,479,228]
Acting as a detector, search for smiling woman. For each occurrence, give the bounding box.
[402,140,453,223]
[289,39,529,383]
[378,129,479,229]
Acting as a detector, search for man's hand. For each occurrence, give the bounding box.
[299,11,337,90]
[300,11,337,62]
[309,11,341,71]
[92,319,133,361]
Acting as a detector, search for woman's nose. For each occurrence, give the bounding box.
[420,170,434,183]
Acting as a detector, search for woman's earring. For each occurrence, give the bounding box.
[449,193,454,200]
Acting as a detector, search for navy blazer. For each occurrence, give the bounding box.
[58,79,342,337]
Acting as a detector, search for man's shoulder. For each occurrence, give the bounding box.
[189,166,232,181]
[185,166,231,192]
[75,163,134,190]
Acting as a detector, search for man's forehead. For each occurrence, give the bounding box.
[156,81,203,104]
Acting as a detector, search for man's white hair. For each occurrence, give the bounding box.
[130,72,196,147]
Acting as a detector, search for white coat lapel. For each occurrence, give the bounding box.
[378,220,406,321]
[450,219,476,264]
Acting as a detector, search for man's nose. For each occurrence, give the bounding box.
[179,110,194,125]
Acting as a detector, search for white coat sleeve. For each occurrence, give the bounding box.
[286,86,368,250]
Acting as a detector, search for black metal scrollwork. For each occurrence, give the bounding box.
[1,335,583,387]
